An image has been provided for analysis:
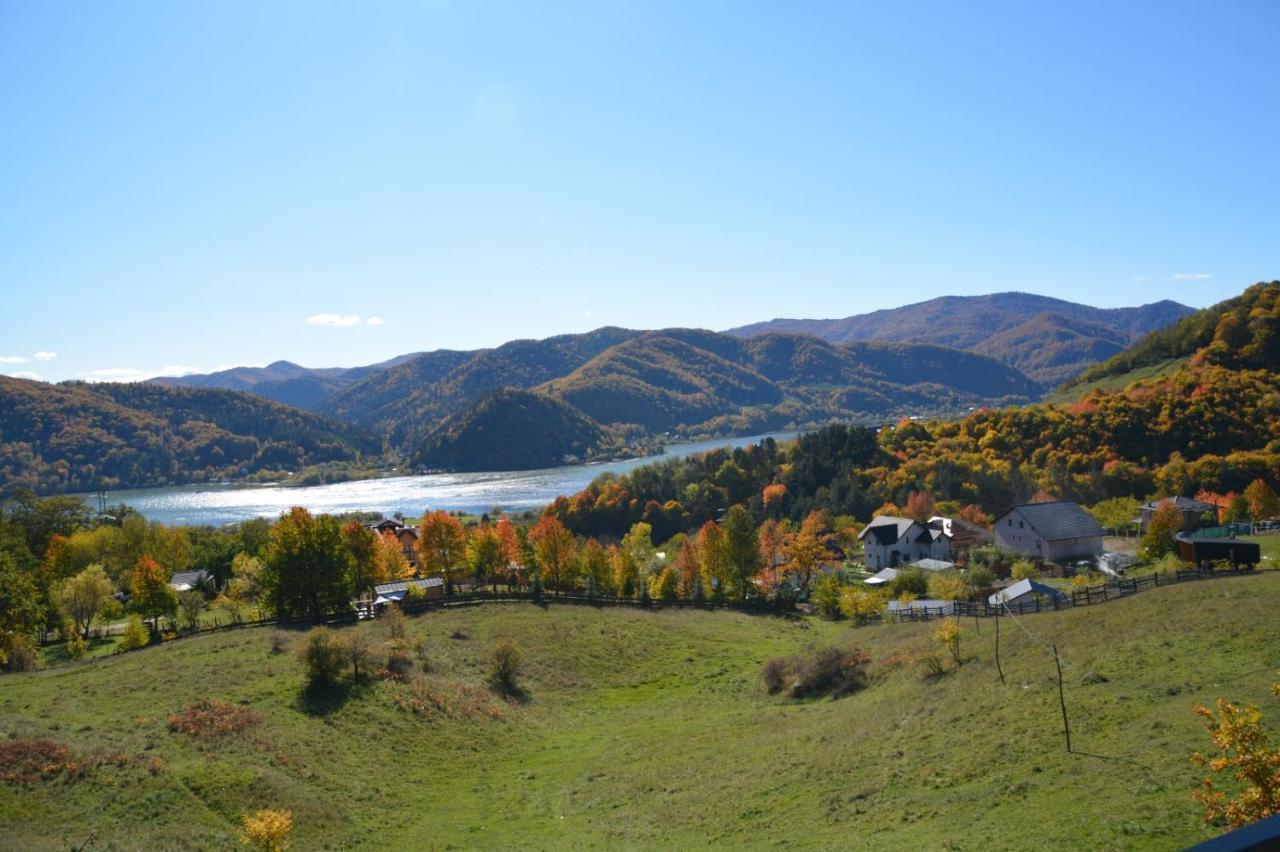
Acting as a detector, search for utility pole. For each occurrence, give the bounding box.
[1053,644,1071,753]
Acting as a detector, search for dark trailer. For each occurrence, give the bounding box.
[1176,533,1261,568]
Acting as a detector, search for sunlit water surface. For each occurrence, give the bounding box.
[95,432,798,526]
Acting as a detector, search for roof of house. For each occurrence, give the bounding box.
[373,577,444,595]
[858,516,914,545]
[169,569,211,589]
[864,567,898,585]
[887,599,957,614]
[1001,501,1104,542]
[911,558,955,571]
[1139,496,1217,513]
[859,516,943,545]
[988,578,1069,606]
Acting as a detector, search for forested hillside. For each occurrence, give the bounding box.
[550,284,1280,540]
[412,388,615,472]
[0,378,381,495]
[1062,280,1280,390]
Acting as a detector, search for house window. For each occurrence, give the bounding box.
[1008,518,1012,526]
[1019,521,1024,529]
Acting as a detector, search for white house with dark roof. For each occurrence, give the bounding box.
[993,501,1104,563]
[858,516,950,570]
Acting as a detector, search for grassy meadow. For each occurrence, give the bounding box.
[3,573,1279,850]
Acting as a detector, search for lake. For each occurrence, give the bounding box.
[97,432,799,526]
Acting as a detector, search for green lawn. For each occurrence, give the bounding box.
[1243,533,1280,567]
[3,574,1279,849]
[1046,356,1191,404]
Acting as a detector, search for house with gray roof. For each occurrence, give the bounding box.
[988,578,1070,608]
[1138,496,1217,533]
[993,501,1104,564]
[858,516,949,570]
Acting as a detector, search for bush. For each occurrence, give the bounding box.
[268,632,289,655]
[299,627,347,688]
[966,566,996,597]
[120,616,149,651]
[1011,561,1041,581]
[168,699,260,739]
[761,645,871,700]
[5,636,39,672]
[239,808,292,851]
[761,657,788,694]
[383,640,414,680]
[927,572,968,601]
[888,568,927,599]
[381,604,407,641]
[487,639,523,696]
[65,632,88,661]
[811,574,844,619]
[919,651,947,679]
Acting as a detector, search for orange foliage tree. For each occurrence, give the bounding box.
[1190,681,1280,828]
[415,511,467,594]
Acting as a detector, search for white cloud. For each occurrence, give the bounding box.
[5,371,43,381]
[365,316,384,326]
[1171,272,1212,280]
[0,355,26,364]
[33,351,57,361]
[306,313,362,327]
[85,368,147,381]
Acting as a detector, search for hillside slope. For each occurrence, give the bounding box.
[411,388,612,471]
[1060,280,1280,393]
[2,576,1275,848]
[0,377,381,494]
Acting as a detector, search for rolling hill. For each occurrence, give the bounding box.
[0,377,382,495]
[411,388,613,472]
[1,575,1274,848]
[725,292,1193,385]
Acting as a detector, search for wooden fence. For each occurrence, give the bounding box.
[886,565,1266,624]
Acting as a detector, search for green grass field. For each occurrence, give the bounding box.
[3,574,1279,850]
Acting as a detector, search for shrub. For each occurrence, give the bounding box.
[178,590,205,632]
[345,630,375,681]
[299,627,347,688]
[240,808,292,851]
[5,636,39,672]
[120,616,149,651]
[888,568,927,599]
[966,566,996,597]
[381,604,407,641]
[761,657,788,694]
[487,639,523,696]
[919,651,947,679]
[811,574,844,619]
[927,573,968,601]
[1011,561,1041,581]
[839,586,887,625]
[168,699,261,739]
[65,626,88,660]
[268,632,289,655]
[761,646,871,700]
[934,617,962,665]
[383,640,414,680]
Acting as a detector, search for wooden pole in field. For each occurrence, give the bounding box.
[994,610,1005,685]
[1053,644,1071,753]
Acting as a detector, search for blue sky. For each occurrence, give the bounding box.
[2,1,1277,382]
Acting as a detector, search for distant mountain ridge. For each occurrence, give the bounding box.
[153,353,422,410]
[723,292,1194,384]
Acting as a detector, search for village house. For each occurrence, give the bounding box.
[988,578,1070,609]
[993,500,1104,564]
[1138,496,1218,533]
[367,518,419,570]
[858,516,950,570]
[371,577,444,607]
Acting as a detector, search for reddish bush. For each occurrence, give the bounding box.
[0,739,129,785]
[167,699,261,739]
